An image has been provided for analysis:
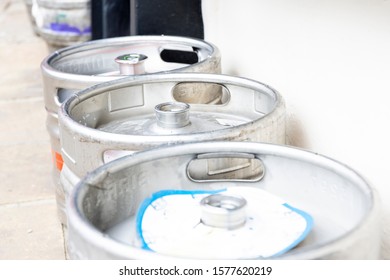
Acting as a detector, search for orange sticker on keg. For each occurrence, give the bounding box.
[52,150,64,171]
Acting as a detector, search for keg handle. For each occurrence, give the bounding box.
[187,152,265,182]
[115,53,148,75]
[196,152,255,159]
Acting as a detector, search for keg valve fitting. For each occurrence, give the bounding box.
[155,102,191,129]
[200,194,247,230]
[115,53,148,75]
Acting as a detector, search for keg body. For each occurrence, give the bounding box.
[59,73,286,225]
[67,142,381,259]
[34,0,91,49]
[41,36,222,223]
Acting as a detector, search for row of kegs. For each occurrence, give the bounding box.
[41,35,381,259]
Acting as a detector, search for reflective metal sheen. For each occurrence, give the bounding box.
[67,142,381,260]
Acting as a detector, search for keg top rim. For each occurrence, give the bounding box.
[41,35,220,78]
[68,141,379,260]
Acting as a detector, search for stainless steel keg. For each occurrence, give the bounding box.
[33,0,91,49]
[58,73,286,225]
[67,142,381,259]
[41,36,221,222]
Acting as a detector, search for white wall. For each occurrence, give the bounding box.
[202,0,390,259]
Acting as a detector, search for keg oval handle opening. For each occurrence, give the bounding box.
[160,48,199,65]
[187,152,265,182]
[172,82,230,105]
[56,88,77,105]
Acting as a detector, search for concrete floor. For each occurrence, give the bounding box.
[0,0,65,259]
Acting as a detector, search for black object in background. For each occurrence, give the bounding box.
[92,0,204,40]
[135,0,204,38]
[92,0,130,39]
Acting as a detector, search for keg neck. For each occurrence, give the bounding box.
[115,53,148,75]
[154,102,191,129]
[200,194,247,230]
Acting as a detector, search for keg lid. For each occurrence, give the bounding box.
[97,101,249,135]
[44,36,218,77]
[135,187,313,259]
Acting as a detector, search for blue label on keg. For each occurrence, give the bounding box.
[50,23,91,35]
[136,187,313,259]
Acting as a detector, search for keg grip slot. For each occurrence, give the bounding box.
[160,48,199,65]
[56,88,77,104]
[187,152,265,182]
[172,82,230,105]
